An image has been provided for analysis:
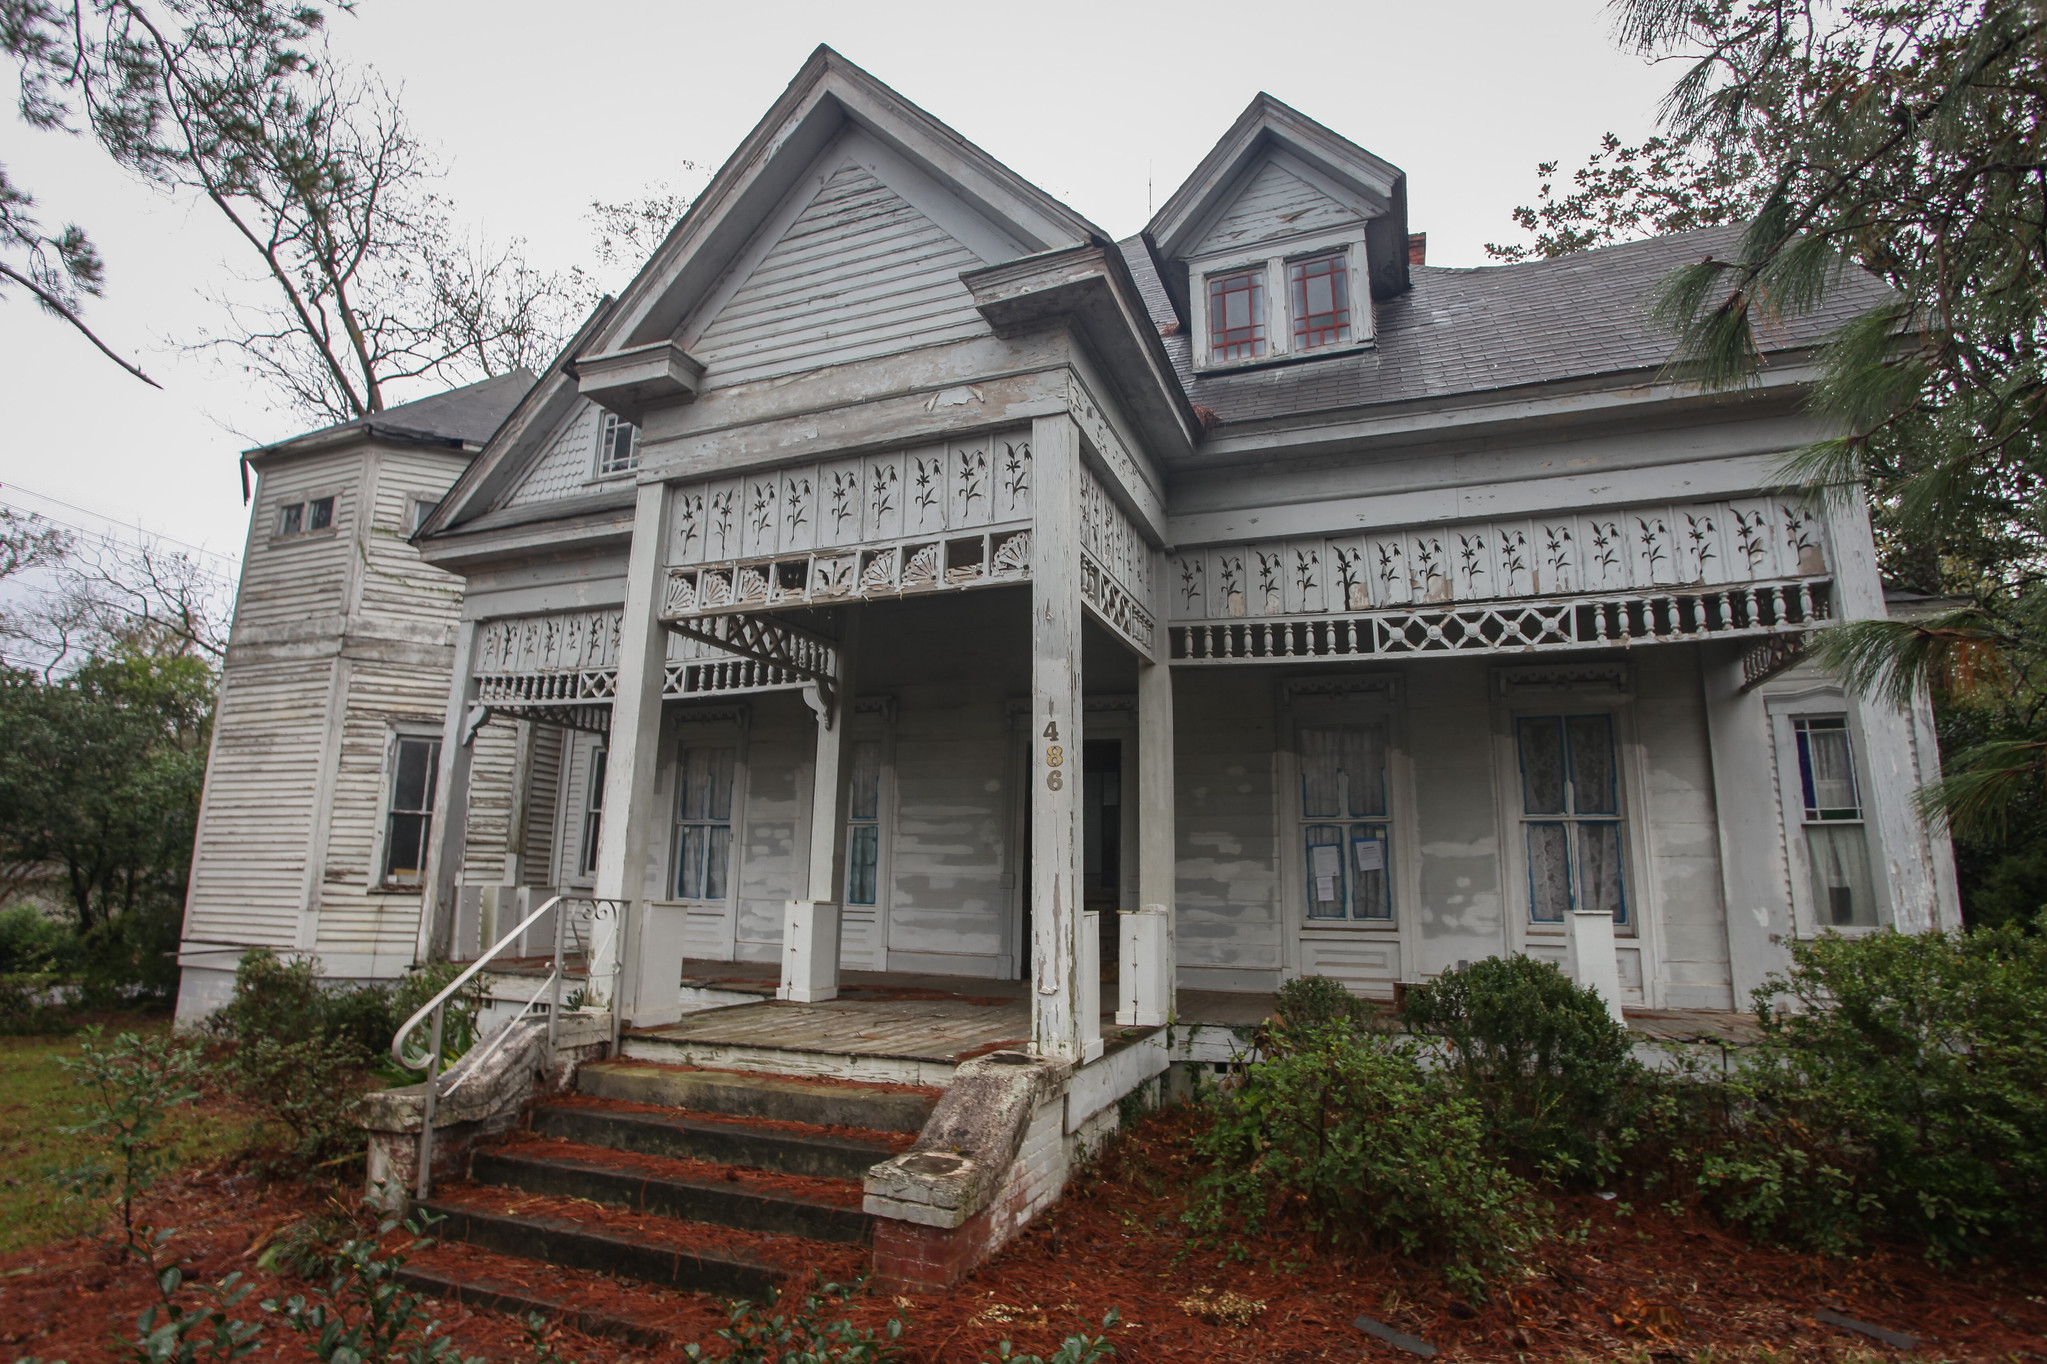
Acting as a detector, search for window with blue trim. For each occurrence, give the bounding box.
[1792,715,1877,926]
[1297,723,1393,921]
[845,740,882,906]
[1515,714,1626,924]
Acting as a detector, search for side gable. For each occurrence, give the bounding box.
[504,403,604,508]
[1192,158,1367,259]
[687,159,989,388]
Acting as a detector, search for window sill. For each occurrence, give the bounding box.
[1193,340,1375,379]
[581,470,639,488]
[368,883,425,896]
[269,527,343,545]
[1301,919,1399,931]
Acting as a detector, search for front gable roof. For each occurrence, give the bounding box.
[583,46,1110,367]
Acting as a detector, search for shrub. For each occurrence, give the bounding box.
[52,1027,205,1249]
[0,904,74,974]
[1186,1025,1545,1298]
[683,1278,905,1363]
[1272,974,1375,1033]
[1401,954,1640,1183]
[1693,921,2047,1262]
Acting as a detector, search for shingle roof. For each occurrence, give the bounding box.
[1118,226,1890,429]
[248,370,535,456]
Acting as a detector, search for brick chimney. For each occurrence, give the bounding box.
[1408,233,1427,267]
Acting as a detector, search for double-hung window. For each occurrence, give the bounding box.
[596,413,640,477]
[1297,722,1393,921]
[277,495,335,536]
[1516,714,1626,924]
[845,740,882,906]
[673,744,734,900]
[1289,253,1351,349]
[381,735,441,887]
[577,746,608,877]
[1208,269,1268,362]
[1792,716,1877,926]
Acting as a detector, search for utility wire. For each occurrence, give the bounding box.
[0,483,242,573]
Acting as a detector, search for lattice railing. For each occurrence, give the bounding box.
[1169,579,1830,664]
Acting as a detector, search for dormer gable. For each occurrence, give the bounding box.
[1146,95,1407,375]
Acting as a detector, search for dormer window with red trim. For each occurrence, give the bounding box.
[1208,269,1268,362]
[1290,253,1350,349]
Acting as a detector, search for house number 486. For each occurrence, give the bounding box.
[1043,722,1064,789]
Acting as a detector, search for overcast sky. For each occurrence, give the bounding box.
[0,0,1677,578]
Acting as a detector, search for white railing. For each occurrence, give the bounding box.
[389,894,625,1200]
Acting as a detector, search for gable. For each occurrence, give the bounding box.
[1194,159,1364,258]
[688,161,989,388]
[504,403,602,508]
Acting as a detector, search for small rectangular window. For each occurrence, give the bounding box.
[674,744,735,900]
[578,746,608,877]
[278,503,304,536]
[409,495,438,533]
[307,496,335,531]
[1793,716,1877,926]
[1289,253,1351,349]
[1515,714,1627,924]
[845,740,882,906]
[596,413,640,476]
[1208,269,1268,362]
[382,735,441,886]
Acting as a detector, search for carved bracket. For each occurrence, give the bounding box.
[665,612,841,722]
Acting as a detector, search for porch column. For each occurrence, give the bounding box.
[419,618,482,962]
[1120,649,1175,1027]
[593,480,672,1019]
[781,612,861,1003]
[1031,413,1093,1062]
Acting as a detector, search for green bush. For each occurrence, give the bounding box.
[0,904,74,974]
[1401,954,1640,1183]
[1186,1026,1545,1298]
[1691,922,2047,1262]
[1272,974,1374,1033]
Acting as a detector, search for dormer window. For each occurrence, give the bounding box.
[1208,269,1269,362]
[596,412,640,477]
[1289,253,1351,349]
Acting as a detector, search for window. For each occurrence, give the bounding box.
[1297,722,1393,920]
[845,740,882,905]
[596,412,640,477]
[1516,715,1626,924]
[381,735,441,887]
[1208,269,1268,362]
[673,744,734,899]
[1793,716,1877,926]
[277,496,335,536]
[577,746,607,877]
[408,495,439,533]
[1289,254,1350,349]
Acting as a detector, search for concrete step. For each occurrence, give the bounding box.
[577,1060,937,1134]
[531,1099,900,1181]
[395,1264,671,1348]
[419,1197,784,1299]
[470,1145,871,1244]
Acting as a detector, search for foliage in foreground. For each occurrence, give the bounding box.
[1403,954,1642,1184]
[684,1279,905,1363]
[1187,1019,1546,1298]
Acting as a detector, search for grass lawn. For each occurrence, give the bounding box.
[0,1014,258,1256]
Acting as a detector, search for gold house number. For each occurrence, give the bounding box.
[1044,722,1064,789]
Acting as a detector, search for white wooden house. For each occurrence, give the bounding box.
[174,376,531,1019]
[182,48,1960,1048]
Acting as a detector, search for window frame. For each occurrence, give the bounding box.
[273,491,342,540]
[1767,693,1890,935]
[593,411,641,479]
[1277,680,1411,935]
[671,739,739,904]
[1187,230,1372,375]
[577,743,608,879]
[1510,713,1631,929]
[373,728,443,891]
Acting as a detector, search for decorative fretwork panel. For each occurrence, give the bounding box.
[662,526,1031,620]
[1170,496,1829,623]
[1169,580,1831,664]
[1078,464,1157,656]
[475,610,621,676]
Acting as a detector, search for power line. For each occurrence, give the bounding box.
[0,500,241,593]
[0,483,242,571]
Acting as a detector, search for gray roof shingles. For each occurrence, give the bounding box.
[252,369,535,454]
[1117,226,1888,429]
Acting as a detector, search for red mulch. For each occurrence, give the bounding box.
[489,1129,868,1207]
[5,1104,2045,1362]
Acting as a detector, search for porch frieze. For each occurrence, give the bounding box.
[1077,461,1157,660]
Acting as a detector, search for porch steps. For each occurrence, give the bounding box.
[406,1060,933,1333]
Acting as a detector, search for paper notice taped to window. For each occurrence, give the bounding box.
[1315,875,1337,902]
[1354,839,1384,872]
[1311,845,1341,878]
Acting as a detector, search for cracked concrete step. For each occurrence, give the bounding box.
[418,1198,785,1299]
[470,1146,872,1244]
[531,1100,899,1181]
[577,1060,937,1133]
[394,1265,671,1348]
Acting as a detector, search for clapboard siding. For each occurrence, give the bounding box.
[520,725,564,887]
[461,719,520,886]
[693,163,988,388]
[1194,159,1364,257]
[357,447,468,625]
[505,405,602,509]
[184,660,336,947]
[233,458,359,631]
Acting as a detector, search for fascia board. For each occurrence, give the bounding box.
[415,498,636,575]
[1185,359,1827,467]
[594,48,1104,356]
